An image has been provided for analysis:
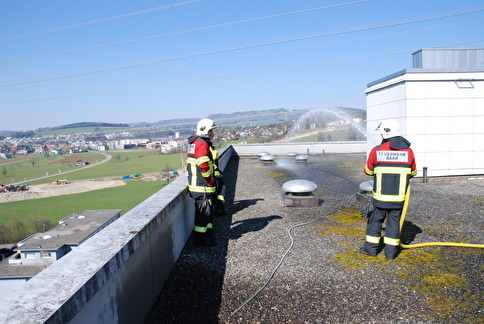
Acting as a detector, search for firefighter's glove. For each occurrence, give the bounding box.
[360,202,374,219]
[199,196,213,217]
[206,175,216,187]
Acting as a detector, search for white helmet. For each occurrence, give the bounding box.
[196,118,218,137]
[376,119,401,139]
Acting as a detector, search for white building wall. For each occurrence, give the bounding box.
[160,145,172,153]
[365,79,407,149]
[366,70,484,177]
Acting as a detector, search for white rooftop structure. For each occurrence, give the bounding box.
[366,48,484,177]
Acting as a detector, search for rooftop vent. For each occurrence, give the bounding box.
[282,179,319,207]
[295,154,310,166]
[257,151,270,157]
[259,154,276,165]
[359,180,373,192]
[356,180,373,205]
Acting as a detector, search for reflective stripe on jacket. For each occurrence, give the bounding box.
[364,140,417,208]
[210,146,223,178]
[186,136,216,197]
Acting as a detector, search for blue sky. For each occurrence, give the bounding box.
[1,0,483,131]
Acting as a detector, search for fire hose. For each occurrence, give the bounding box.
[230,186,483,318]
[399,186,484,249]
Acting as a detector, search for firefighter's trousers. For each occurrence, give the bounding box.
[193,194,215,236]
[364,206,402,258]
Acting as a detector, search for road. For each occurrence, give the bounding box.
[12,151,111,185]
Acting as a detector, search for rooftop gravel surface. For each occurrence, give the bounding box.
[146,154,484,324]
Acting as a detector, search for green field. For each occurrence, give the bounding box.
[0,151,185,243]
[1,151,184,185]
[1,152,104,184]
[0,180,164,225]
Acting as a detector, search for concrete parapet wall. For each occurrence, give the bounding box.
[0,174,194,324]
[217,145,235,169]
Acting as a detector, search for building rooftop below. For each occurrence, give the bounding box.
[17,209,122,251]
[0,209,122,281]
[0,259,41,278]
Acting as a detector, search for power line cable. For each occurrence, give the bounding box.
[0,0,203,42]
[2,17,481,94]
[1,37,483,105]
[2,6,483,88]
[0,0,371,63]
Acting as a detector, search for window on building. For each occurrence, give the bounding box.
[41,252,52,258]
[25,253,36,259]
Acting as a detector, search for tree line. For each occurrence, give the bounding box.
[0,216,53,245]
[36,122,129,132]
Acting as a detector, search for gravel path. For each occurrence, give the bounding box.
[146,154,484,324]
[0,180,126,203]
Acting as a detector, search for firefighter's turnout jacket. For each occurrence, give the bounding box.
[363,136,417,256]
[186,135,216,198]
[364,136,417,209]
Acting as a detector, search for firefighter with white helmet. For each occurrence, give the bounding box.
[186,118,218,246]
[196,118,217,137]
[377,119,401,139]
[360,119,417,260]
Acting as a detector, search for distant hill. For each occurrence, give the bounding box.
[36,122,129,132]
[2,107,365,135]
[133,107,365,128]
[131,118,199,127]
[207,108,307,126]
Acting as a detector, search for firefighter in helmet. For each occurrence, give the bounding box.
[186,118,218,246]
[360,119,417,260]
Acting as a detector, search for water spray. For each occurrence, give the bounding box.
[290,106,367,141]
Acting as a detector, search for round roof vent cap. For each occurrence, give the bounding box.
[295,154,309,161]
[282,179,317,193]
[287,152,299,158]
[257,151,270,157]
[359,180,374,192]
[260,154,276,161]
